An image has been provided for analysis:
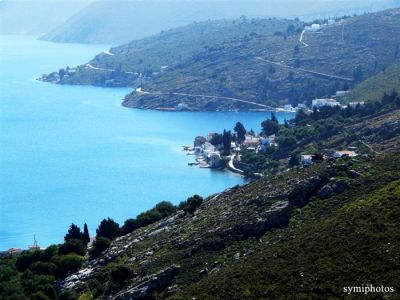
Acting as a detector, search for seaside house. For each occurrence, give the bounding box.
[208,151,221,168]
[176,103,189,111]
[207,133,217,142]
[202,142,216,158]
[243,135,260,149]
[259,138,270,152]
[194,136,207,147]
[298,103,307,109]
[194,146,203,156]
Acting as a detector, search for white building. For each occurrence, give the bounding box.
[349,101,365,108]
[208,152,221,168]
[176,103,189,111]
[259,138,270,152]
[335,91,349,97]
[301,155,313,166]
[194,146,203,156]
[194,136,207,147]
[283,104,298,112]
[312,98,341,108]
[243,136,260,149]
[333,150,357,158]
[305,23,321,32]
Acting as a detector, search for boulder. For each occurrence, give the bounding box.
[347,169,362,178]
[113,265,181,300]
[318,184,334,199]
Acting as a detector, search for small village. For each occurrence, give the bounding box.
[184,92,364,177]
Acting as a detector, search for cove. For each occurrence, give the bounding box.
[0,36,294,249]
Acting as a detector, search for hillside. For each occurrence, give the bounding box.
[39,0,400,45]
[0,0,91,35]
[344,62,400,103]
[1,96,399,298]
[40,9,400,111]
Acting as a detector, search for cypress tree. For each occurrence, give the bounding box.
[83,223,90,245]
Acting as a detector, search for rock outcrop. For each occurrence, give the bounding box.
[113,265,181,300]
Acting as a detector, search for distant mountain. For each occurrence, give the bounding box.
[40,0,400,45]
[0,0,92,35]
[41,9,400,111]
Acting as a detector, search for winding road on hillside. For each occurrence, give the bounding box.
[85,64,135,74]
[255,57,353,81]
[138,90,273,109]
[299,30,309,47]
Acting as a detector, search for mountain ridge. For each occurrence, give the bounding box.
[40,8,400,111]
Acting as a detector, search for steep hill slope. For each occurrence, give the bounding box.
[0,0,91,35]
[41,9,400,111]
[176,178,400,299]
[40,153,400,299]
[39,0,400,45]
[1,95,399,298]
[344,62,400,103]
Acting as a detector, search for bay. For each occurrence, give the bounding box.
[0,36,294,249]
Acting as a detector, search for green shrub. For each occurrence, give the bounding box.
[136,209,162,227]
[110,265,134,284]
[179,195,204,215]
[91,237,111,257]
[39,245,58,262]
[58,239,87,256]
[30,292,50,300]
[29,262,57,276]
[16,251,40,272]
[154,201,176,218]
[96,218,121,240]
[122,218,138,234]
[58,290,79,300]
[52,255,83,278]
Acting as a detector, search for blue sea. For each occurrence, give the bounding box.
[0,36,294,250]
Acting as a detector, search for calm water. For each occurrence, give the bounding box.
[0,36,294,249]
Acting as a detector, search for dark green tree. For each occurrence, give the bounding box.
[261,114,279,136]
[122,219,138,234]
[154,201,176,218]
[83,223,90,245]
[210,133,223,146]
[179,195,204,215]
[64,224,83,242]
[222,130,232,154]
[96,218,121,240]
[91,237,111,257]
[234,122,246,144]
[58,239,86,256]
[289,153,300,167]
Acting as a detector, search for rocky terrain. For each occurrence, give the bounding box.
[51,150,399,299]
[40,9,400,111]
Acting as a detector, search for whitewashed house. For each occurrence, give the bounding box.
[301,155,313,166]
[312,98,340,108]
[334,150,357,158]
[208,152,221,168]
